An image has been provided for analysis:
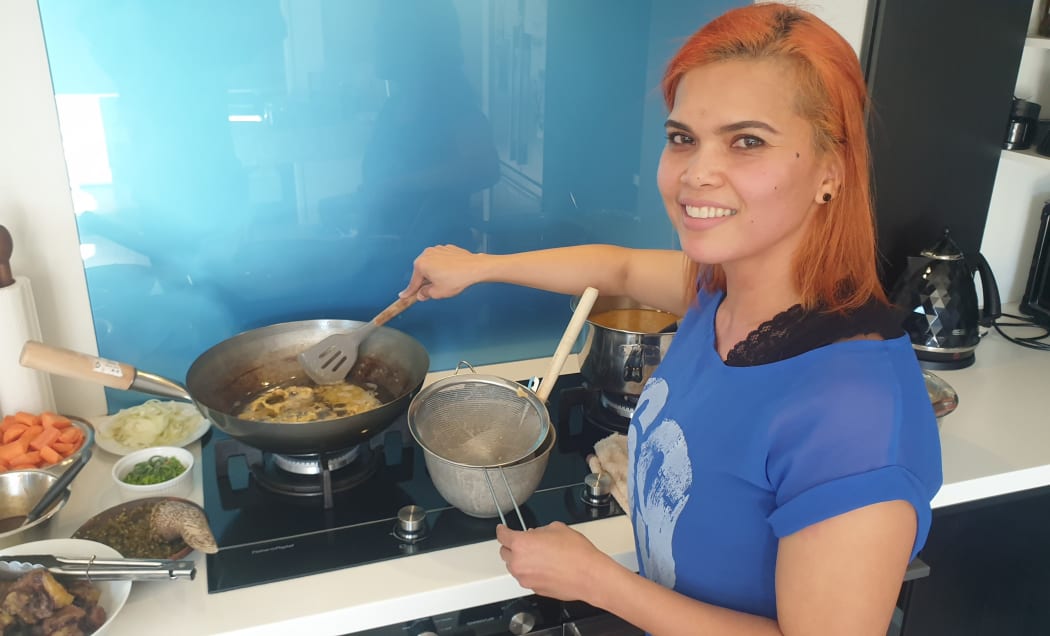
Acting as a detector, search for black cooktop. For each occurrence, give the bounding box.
[202,374,625,592]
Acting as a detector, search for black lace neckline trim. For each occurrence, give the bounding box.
[722,297,904,367]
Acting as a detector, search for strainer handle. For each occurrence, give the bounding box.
[452,361,478,375]
[483,467,528,530]
[536,286,600,402]
[483,470,509,527]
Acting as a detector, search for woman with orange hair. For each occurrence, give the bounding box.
[401,4,941,634]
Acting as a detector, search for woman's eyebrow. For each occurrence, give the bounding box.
[664,118,780,135]
[718,120,780,135]
[664,118,693,132]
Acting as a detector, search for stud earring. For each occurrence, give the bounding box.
[822,192,832,203]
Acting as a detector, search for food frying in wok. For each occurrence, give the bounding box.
[238,382,383,423]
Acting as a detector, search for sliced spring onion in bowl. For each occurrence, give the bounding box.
[120,455,187,485]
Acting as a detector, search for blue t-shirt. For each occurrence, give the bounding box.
[627,291,943,619]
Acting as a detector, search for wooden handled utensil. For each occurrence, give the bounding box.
[299,295,417,385]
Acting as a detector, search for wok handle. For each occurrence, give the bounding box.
[20,340,137,390]
[19,341,193,402]
[536,286,599,402]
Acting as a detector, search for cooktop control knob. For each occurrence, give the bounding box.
[581,472,613,508]
[394,505,428,543]
[504,599,537,634]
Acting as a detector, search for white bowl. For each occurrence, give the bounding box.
[2,538,131,635]
[111,446,193,501]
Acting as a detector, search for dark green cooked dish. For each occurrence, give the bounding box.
[73,500,188,559]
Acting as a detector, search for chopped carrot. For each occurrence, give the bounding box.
[52,442,75,456]
[12,412,40,428]
[58,428,83,445]
[0,438,29,461]
[29,427,60,451]
[38,446,61,465]
[40,412,72,429]
[22,425,43,443]
[2,424,27,444]
[0,410,86,471]
[9,451,41,468]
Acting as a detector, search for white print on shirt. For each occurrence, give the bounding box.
[630,377,692,589]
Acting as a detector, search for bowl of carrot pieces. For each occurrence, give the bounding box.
[0,411,93,474]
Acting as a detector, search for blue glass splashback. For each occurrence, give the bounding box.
[36,0,742,412]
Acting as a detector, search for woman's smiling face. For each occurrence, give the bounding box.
[657,58,838,275]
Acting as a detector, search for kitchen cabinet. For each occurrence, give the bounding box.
[984,0,1050,303]
[900,487,1050,635]
[862,0,1031,290]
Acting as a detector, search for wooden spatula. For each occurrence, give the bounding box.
[299,295,417,385]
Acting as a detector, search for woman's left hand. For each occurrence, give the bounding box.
[496,521,613,603]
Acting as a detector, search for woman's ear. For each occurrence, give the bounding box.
[815,154,844,205]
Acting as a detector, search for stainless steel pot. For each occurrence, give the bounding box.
[573,295,679,396]
[20,320,429,455]
[420,424,556,519]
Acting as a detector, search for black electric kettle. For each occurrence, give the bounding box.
[889,228,1001,370]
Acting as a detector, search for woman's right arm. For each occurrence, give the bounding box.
[401,244,690,315]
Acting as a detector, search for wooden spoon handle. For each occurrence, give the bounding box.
[372,295,418,327]
[536,286,600,402]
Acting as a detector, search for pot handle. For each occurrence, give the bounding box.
[19,341,192,402]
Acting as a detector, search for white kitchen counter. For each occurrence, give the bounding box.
[39,329,1050,635]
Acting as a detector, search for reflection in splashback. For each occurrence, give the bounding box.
[37,0,742,412]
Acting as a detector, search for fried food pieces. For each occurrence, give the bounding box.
[0,569,106,635]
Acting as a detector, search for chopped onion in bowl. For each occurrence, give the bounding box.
[101,400,203,450]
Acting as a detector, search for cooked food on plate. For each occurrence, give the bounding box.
[100,400,202,451]
[73,500,188,560]
[0,568,106,635]
[238,381,383,423]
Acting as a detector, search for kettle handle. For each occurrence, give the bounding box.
[972,252,1002,327]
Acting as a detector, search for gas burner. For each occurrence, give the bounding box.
[599,391,638,420]
[584,389,632,435]
[252,447,379,502]
[555,385,633,435]
[273,447,361,475]
[212,437,380,508]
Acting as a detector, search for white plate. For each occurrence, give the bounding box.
[1,538,131,635]
[90,404,211,456]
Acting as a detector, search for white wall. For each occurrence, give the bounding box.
[0,0,106,416]
[790,0,870,54]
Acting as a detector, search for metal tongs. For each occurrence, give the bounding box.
[0,555,196,581]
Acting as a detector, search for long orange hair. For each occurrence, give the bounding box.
[664,3,886,312]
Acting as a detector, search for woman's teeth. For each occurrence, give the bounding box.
[685,205,737,219]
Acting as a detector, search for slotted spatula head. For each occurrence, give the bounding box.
[299,295,417,384]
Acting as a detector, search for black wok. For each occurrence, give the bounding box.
[19,320,430,455]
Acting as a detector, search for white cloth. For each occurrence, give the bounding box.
[587,432,630,515]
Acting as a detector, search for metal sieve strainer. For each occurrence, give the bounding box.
[408,373,550,469]
[408,287,600,527]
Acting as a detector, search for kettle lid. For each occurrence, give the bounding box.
[920,227,964,261]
